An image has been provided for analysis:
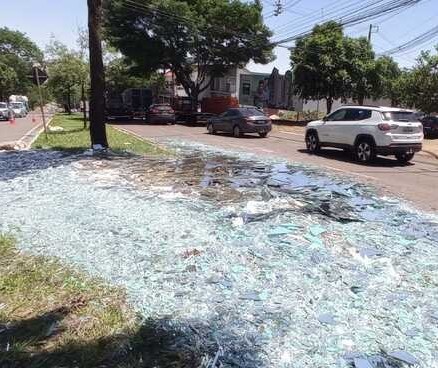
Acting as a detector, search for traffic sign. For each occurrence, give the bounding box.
[31,67,48,86]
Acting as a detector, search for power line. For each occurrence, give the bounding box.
[273,0,424,45]
[378,24,438,56]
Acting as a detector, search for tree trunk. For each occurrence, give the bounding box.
[87,0,108,148]
[67,90,72,114]
[81,82,87,129]
[326,97,333,114]
[357,95,365,105]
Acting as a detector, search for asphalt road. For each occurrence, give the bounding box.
[0,111,50,147]
[113,122,438,212]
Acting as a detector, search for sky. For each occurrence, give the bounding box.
[1,0,437,74]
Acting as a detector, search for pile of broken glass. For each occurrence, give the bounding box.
[0,143,437,368]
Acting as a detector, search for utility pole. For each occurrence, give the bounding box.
[87,0,108,149]
[368,24,379,43]
[274,0,283,16]
[33,64,48,138]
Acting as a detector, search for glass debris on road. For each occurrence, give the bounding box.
[0,145,437,367]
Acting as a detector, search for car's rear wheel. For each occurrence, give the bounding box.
[306,131,320,154]
[355,139,376,163]
[207,123,216,134]
[259,132,268,138]
[396,152,415,164]
[233,125,241,138]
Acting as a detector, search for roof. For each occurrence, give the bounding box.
[340,105,414,113]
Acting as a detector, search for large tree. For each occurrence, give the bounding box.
[0,27,43,98]
[372,56,401,106]
[291,22,349,113]
[103,0,274,105]
[408,49,438,114]
[46,40,88,114]
[343,36,376,105]
[0,62,18,100]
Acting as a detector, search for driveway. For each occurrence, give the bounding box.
[112,122,438,212]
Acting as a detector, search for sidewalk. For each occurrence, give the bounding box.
[273,123,438,160]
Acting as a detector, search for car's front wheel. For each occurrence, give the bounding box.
[396,152,415,164]
[355,139,376,163]
[259,132,268,138]
[207,123,216,134]
[306,131,320,154]
[233,125,241,138]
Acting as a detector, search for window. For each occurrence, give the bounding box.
[344,109,372,121]
[382,111,419,122]
[240,108,265,117]
[242,82,251,96]
[326,109,347,121]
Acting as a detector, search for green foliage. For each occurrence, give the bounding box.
[291,22,403,111]
[343,37,376,105]
[372,56,402,105]
[0,62,18,100]
[291,22,349,112]
[407,49,438,114]
[106,57,164,94]
[45,40,88,112]
[104,0,274,101]
[0,27,43,98]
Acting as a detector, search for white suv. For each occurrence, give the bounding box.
[305,106,424,164]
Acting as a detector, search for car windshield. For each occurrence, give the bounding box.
[0,103,7,108]
[11,103,23,108]
[152,105,173,111]
[240,108,265,117]
[382,111,418,122]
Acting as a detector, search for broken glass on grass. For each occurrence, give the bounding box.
[0,145,437,367]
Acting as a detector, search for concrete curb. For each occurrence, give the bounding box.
[110,125,170,154]
[21,116,54,149]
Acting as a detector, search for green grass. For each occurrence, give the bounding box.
[32,114,166,155]
[0,234,138,367]
[0,234,201,367]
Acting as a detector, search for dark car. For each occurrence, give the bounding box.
[420,116,438,137]
[207,107,272,138]
[146,104,176,124]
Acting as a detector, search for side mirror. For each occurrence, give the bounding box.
[322,116,328,122]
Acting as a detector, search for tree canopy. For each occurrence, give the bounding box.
[291,22,349,113]
[103,0,274,102]
[0,27,43,99]
[406,49,438,114]
[46,39,88,113]
[290,22,404,112]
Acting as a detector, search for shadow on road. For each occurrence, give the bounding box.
[204,132,267,140]
[297,148,416,168]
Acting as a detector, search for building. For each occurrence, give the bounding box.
[164,67,302,110]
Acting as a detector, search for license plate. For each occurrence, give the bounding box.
[403,127,414,133]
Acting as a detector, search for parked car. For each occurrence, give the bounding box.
[0,102,13,121]
[146,104,176,124]
[305,106,424,164]
[10,102,27,118]
[420,115,438,137]
[207,107,272,138]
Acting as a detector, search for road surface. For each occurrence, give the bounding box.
[112,122,438,212]
[0,111,51,148]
